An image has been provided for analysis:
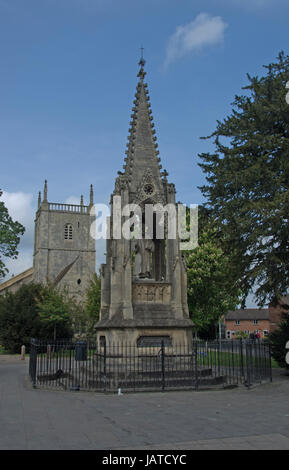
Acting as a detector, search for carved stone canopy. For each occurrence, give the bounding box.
[133,169,165,206]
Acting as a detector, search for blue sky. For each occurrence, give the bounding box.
[1,0,288,304]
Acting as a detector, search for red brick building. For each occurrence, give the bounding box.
[225,295,289,339]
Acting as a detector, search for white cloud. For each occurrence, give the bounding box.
[1,191,35,248]
[164,13,228,67]
[65,195,82,205]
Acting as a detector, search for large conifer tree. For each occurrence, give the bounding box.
[198,52,289,306]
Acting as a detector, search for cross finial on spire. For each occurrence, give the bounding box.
[138,47,146,80]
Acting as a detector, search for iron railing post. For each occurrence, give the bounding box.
[245,341,251,388]
[268,341,273,383]
[161,341,165,391]
[194,340,199,391]
[258,339,261,383]
[231,338,235,383]
[103,341,107,392]
[29,338,37,388]
[217,339,220,377]
[240,338,244,379]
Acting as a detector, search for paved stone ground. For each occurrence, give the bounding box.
[1,356,289,450]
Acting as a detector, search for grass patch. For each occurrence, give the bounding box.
[196,349,274,369]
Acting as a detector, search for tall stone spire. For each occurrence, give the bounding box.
[121,56,164,199]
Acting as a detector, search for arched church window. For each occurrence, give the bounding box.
[64,223,73,240]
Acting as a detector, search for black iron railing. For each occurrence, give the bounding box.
[29,338,272,392]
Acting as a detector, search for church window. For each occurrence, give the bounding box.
[64,223,73,240]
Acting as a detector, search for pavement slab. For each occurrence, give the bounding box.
[0,359,289,450]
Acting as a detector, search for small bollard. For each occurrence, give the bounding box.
[21,345,25,360]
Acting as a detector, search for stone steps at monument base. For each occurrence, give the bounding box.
[85,375,228,390]
[79,365,214,379]
[35,369,236,391]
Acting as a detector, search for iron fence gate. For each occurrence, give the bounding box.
[29,338,272,392]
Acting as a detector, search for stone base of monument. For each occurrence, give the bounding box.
[77,359,228,392]
[95,304,194,348]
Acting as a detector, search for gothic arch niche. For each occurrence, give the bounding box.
[131,206,166,281]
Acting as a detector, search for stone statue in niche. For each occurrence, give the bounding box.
[133,242,142,277]
[132,238,155,279]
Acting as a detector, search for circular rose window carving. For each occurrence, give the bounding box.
[143,183,154,195]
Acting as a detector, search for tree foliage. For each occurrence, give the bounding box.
[186,215,241,333]
[0,189,25,279]
[36,285,73,340]
[65,273,101,339]
[198,52,289,306]
[269,312,289,369]
[85,272,101,321]
[0,283,73,353]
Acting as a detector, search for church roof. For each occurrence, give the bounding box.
[0,267,34,293]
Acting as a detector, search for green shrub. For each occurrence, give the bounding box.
[268,313,289,370]
[0,283,73,353]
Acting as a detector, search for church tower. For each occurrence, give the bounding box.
[96,58,194,346]
[33,181,96,301]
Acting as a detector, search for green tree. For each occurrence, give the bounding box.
[186,225,241,335]
[0,283,72,353]
[198,52,289,306]
[0,189,25,279]
[269,312,289,369]
[85,272,101,322]
[67,273,101,339]
[37,285,73,340]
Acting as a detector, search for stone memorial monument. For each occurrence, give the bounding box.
[95,57,194,347]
